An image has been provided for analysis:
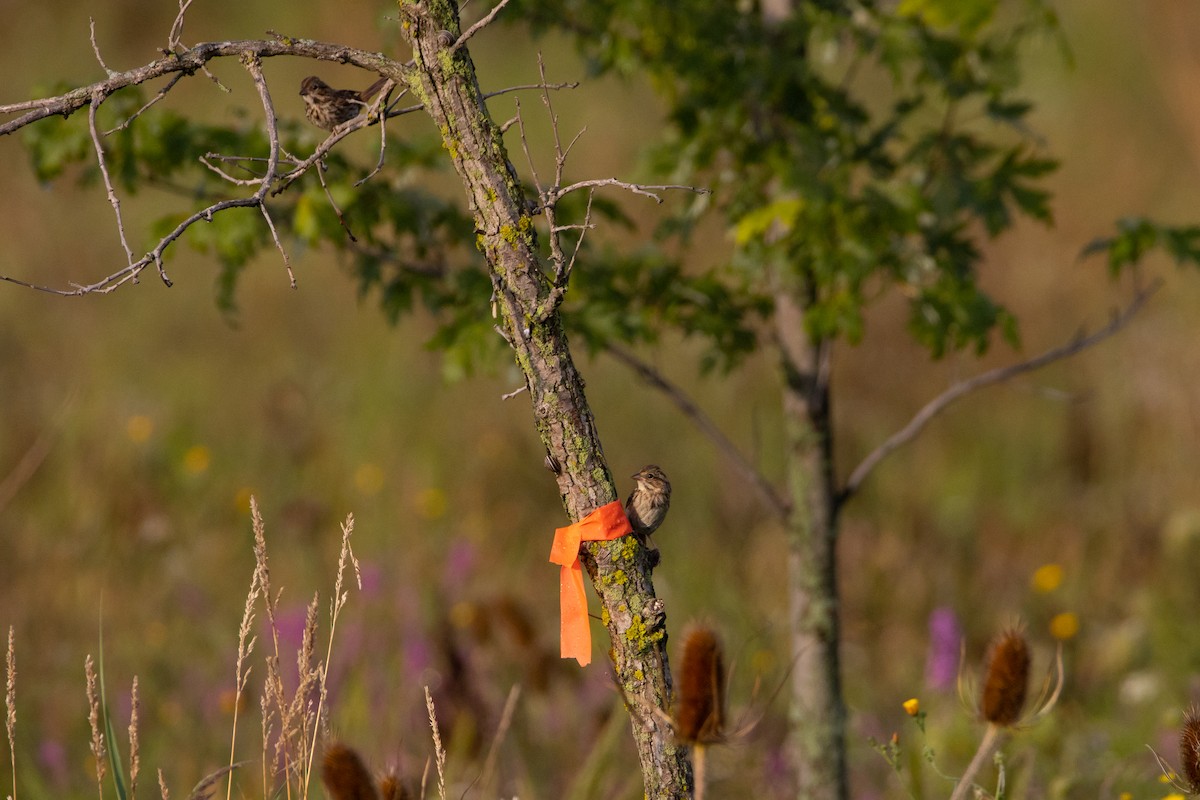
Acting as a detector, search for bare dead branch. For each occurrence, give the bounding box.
[451,0,514,54]
[605,342,791,518]
[838,281,1162,504]
[0,37,404,136]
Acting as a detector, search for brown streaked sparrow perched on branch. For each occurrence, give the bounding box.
[299,75,388,131]
[625,465,671,556]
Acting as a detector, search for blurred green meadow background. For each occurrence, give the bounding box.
[3,1,1200,797]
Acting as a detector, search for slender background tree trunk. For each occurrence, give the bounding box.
[776,291,847,800]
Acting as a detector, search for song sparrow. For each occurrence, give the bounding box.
[299,75,389,131]
[625,465,671,544]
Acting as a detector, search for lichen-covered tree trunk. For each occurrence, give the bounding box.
[396,1,693,795]
[775,291,847,800]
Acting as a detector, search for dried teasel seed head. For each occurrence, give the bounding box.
[378,773,415,800]
[321,743,379,800]
[1179,707,1200,792]
[980,627,1030,727]
[675,624,726,745]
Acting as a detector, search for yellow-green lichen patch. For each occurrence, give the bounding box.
[618,535,639,562]
[623,610,665,651]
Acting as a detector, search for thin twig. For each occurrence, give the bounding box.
[105,73,186,134]
[486,81,579,98]
[168,0,197,51]
[356,84,406,187]
[316,162,357,241]
[451,0,513,54]
[259,205,295,288]
[270,113,375,196]
[559,188,594,285]
[89,18,115,76]
[242,54,294,289]
[554,178,709,204]
[605,342,791,518]
[200,153,267,186]
[513,100,543,196]
[88,94,136,266]
[839,281,1162,504]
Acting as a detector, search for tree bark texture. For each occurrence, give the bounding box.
[397,1,693,795]
[775,291,848,800]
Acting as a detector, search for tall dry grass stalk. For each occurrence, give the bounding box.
[158,768,169,800]
[226,498,265,800]
[85,654,107,800]
[221,499,362,800]
[6,626,15,800]
[301,514,361,798]
[479,684,521,793]
[129,676,141,800]
[424,686,447,800]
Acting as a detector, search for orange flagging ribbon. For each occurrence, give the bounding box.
[548,500,634,666]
